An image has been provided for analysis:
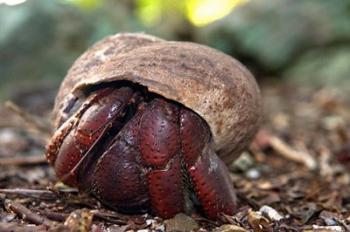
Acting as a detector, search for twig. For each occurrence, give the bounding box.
[0,155,47,166]
[38,210,68,222]
[252,129,317,170]
[269,136,317,170]
[318,146,334,179]
[4,200,55,227]
[0,223,47,232]
[91,210,129,225]
[48,183,79,194]
[0,187,79,201]
[4,101,51,138]
[0,188,57,200]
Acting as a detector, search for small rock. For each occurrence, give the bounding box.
[230,152,255,172]
[0,213,16,223]
[164,213,199,232]
[91,224,105,232]
[214,224,248,232]
[0,128,29,156]
[259,205,283,221]
[321,115,345,131]
[272,113,290,130]
[146,219,156,226]
[247,209,270,231]
[155,224,165,232]
[324,218,338,227]
[319,211,340,226]
[64,209,93,232]
[245,168,261,180]
[106,225,129,232]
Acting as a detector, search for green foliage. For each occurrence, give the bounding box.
[0,0,142,100]
[198,0,350,75]
[135,0,245,27]
[61,0,103,9]
[136,0,186,26]
[286,47,350,87]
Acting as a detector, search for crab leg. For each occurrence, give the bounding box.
[88,108,149,211]
[139,99,185,218]
[180,109,237,219]
[48,87,136,186]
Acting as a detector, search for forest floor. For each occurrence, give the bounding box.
[0,81,349,232]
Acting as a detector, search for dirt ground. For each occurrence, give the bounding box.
[0,81,349,232]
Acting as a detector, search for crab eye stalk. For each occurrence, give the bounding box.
[46,33,262,219]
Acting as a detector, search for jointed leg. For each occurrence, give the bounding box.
[139,99,185,218]
[180,109,236,219]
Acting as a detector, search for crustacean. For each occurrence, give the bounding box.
[46,33,261,219]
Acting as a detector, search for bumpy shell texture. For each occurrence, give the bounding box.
[53,33,261,164]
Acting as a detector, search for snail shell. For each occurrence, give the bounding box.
[52,33,262,164]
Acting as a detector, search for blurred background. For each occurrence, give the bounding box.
[0,0,349,103]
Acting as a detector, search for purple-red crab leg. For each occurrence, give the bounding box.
[46,87,138,186]
[180,109,237,219]
[136,99,236,219]
[88,99,185,217]
[87,107,150,212]
[139,99,185,218]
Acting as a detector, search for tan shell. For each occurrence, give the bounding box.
[52,33,262,164]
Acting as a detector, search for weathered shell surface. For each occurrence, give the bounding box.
[52,33,261,164]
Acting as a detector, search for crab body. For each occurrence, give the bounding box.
[46,85,236,219]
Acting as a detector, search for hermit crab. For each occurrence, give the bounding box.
[46,33,261,219]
